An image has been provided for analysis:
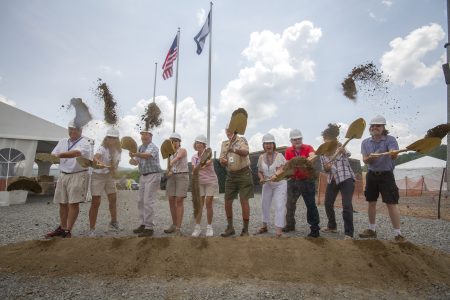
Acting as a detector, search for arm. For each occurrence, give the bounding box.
[169,148,187,167]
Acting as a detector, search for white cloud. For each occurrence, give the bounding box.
[0,95,16,106]
[196,8,206,26]
[380,23,445,88]
[382,0,393,7]
[369,11,386,22]
[98,65,123,77]
[248,126,293,152]
[219,21,322,124]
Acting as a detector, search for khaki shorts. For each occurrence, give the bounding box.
[91,172,116,196]
[166,173,189,197]
[224,167,254,200]
[199,182,219,197]
[53,171,88,204]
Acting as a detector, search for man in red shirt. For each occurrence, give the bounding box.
[283,129,321,237]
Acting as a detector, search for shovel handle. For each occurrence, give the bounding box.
[369,149,407,158]
[326,138,353,164]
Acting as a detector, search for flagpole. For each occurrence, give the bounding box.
[207,2,213,145]
[173,28,180,133]
[153,62,157,103]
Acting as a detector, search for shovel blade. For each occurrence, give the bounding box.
[315,140,338,156]
[161,139,175,159]
[345,118,366,139]
[406,137,441,154]
[228,112,247,135]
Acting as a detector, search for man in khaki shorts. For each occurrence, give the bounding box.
[45,121,91,238]
[219,128,254,237]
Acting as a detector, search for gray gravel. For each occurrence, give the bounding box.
[0,190,449,299]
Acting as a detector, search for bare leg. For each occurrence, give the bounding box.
[168,196,177,225]
[386,204,400,229]
[59,203,69,229]
[107,193,117,223]
[225,199,233,219]
[240,198,250,220]
[205,196,214,224]
[175,197,184,228]
[89,196,101,230]
[368,201,377,225]
[195,196,205,224]
[67,203,80,231]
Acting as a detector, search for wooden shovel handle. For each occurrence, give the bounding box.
[327,138,353,164]
[369,149,407,158]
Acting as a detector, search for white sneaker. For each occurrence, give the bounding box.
[192,225,201,237]
[206,225,214,237]
[88,229,96,237]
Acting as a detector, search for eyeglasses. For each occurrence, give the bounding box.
[291,138,302,141]
[370,124,383,128]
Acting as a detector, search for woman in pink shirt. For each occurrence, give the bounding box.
[191,135,219,237]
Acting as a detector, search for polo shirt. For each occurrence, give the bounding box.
[285,144,315,180]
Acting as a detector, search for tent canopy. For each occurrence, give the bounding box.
[396,156,446,169]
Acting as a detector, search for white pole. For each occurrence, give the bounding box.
[173,28,180,133]
[207,2,213,145]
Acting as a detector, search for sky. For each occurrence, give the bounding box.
[0,0,448,167]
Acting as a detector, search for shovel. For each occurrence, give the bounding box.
[121,136,138,154]
[370,137,441,158]
[160,139,176,175]
[76,157,110,169]
[228,108,248,135]
[327,118,366,163]
[307,140,338,163]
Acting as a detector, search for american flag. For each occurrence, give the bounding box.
[162,34,178,80]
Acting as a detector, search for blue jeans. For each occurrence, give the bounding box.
[286,179,320,231]
[325,178,354,237]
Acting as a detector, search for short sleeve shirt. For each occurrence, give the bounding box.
[52,137,91,173]
[361,135,399,172]
[219,136,250,172]
[284,144,315,180]
[137,143,162,174]
[192,153,218,184]
[257,152,286,179]
[93,146,121,174]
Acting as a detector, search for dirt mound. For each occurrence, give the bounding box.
[1,237,449,289]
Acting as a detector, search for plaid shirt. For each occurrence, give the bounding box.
[137,143,162,174]
[320,151,355,184]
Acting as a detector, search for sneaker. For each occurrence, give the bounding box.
[321,227,338,233]
[138,229,154,237]
[45,226,65,238]
[109,221,120,231]
[240,230,249,237]
[192,225,201,237]
[206,225,214,237]
[133,225,145,234]
[359,229,377,238]
[220,227,236,237]
[88,229,96,237]
[307,230,320,238]
[344,235,353,240]
[164,224,176,234]
[282,226,295,233]
[394,235,407,242]
[61,230,72,238]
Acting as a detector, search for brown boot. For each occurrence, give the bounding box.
[138,229,154,237]
[359,229,377,238]
[220,226,235,237]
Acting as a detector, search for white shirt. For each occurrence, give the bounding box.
[93,145,121,174]
[52,137,91,173]
[257,152,286,179]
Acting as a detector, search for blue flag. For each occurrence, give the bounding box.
[194,10,211,55]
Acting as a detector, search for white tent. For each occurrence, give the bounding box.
[394,156,446,192]
[0,102,67,206]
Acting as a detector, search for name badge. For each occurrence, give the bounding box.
[228,156,234,163]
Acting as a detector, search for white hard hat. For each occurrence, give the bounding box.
[370,115,386,125]
[140,129,153,135]
[195,134,208,144]
[262,133,275,143]
[289,129,303,139]
[68,120,76,128]
[169,132,181,141]
[106,128,120,138]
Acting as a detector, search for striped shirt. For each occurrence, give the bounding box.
[137,143,162,174]
[320,151,355,184]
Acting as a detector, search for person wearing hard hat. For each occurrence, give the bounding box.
[283,128,321,237]
[164,132,189,236]
[45,120,91,239]
[319,124,356,240]
[255,133,287,238]
[219,127,254,237]
[191,134,219,237]
[88,128,122,236]
[360,115,405,242]
[129,128,162,237]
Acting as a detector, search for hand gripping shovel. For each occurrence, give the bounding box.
[76,157,110,169]
[370,137,441,158]
[327,118,366,163]
[192,148,212,218]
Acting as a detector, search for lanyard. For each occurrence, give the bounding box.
[293,146,302,157]
[68,137,83,151]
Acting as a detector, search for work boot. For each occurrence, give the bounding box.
[394,235,407,242]
[282,225,295,233]
[359,229,377,238]
[133,225,145,234]
[164,224,176,234]
[307,229,320,238]
[240,230,249,237]
[45,226,65,238]
[138,229,154,237]
[220,226,235,237]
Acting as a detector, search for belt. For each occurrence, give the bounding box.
[61,170,87,175]
[173,172,189,174]
[142,172,159,176]
[369,170,392,176]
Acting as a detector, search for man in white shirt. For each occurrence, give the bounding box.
[45,121,91,238]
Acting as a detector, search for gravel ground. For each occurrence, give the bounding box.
[0,190,449,299]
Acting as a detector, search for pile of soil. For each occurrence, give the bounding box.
[141,102,163,131]
[1,237,449,290]
[342,62,388,100]
[95,79,118,125]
